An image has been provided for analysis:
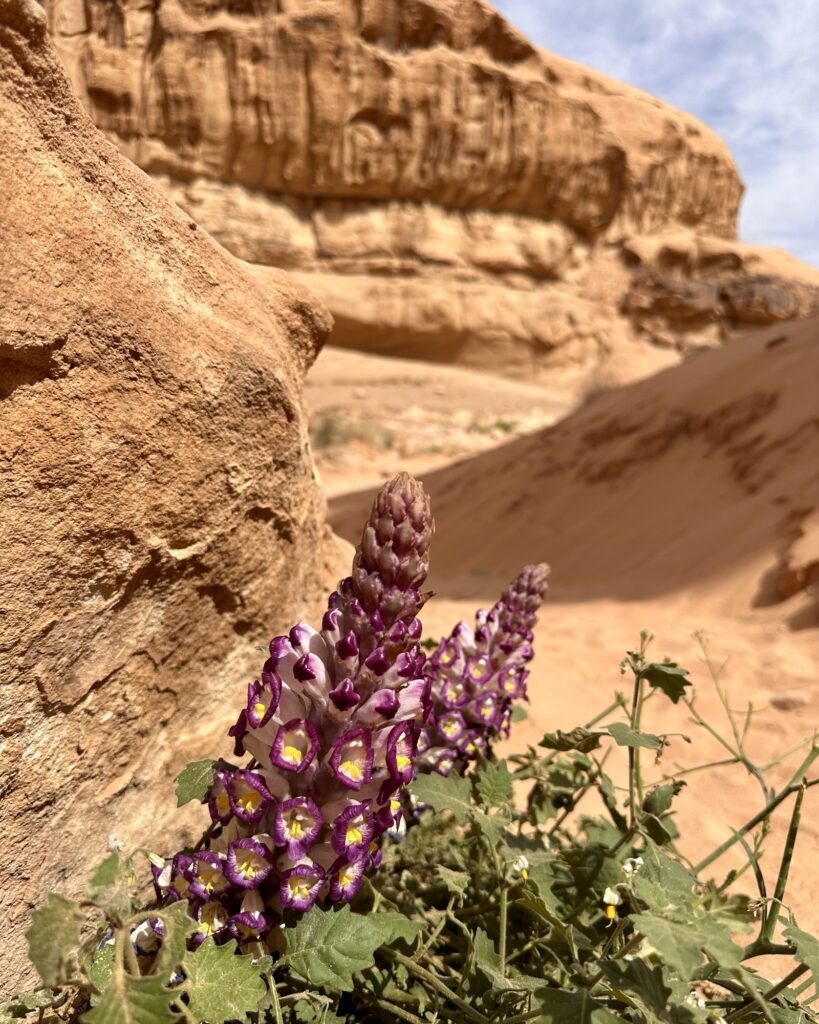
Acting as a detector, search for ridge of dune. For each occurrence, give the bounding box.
[330,315,819,627]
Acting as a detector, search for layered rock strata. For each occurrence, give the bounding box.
[0,0,344,989]
[45,0,819,385]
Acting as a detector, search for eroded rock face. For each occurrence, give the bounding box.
[0,0,345,989]
[46,0,819,385]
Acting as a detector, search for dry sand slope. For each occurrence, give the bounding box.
[328,314,819,935]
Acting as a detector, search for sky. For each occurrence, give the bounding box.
[494,0,819,268]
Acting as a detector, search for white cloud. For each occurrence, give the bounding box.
[494,0,819,268]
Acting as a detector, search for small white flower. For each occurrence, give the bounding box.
[603,886,623,907]
[685,992,706,1008]
[623,856,644,877]
[512,855,530,880]
[603,886,623,924]
[107,833,125,852]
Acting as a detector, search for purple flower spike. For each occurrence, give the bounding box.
[190,852,231,901]
[193,900,231,945]
[364,647,390,676]
[440,678,468,709]
[331,801,375,856]
[328,854,367,903]
[247,675,280,729]
[432,749,456,777]
[474,693,501,728]
[356,688,400,724]
[229,890,269,941]
[419,563,548,779]
[155,474,434,921]
[271,719,319,773]
[386,722,417,783]
[329,677,361,711]
[228,710,248,757]
[329,728,374,789]
[336,631,359,661]
[498,666,525,699]
[465,655,493,686]
[280,862,325,911]
[437,710,466,743]
[226,838,275,889]
[274,797,323,859]
[228,770,273,824]
[208,769,233,826]
[163,854,194,902]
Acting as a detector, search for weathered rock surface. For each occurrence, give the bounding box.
[45,0,819,387]
[0,0,346,990]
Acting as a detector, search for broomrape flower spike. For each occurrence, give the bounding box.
[154,473,433,947]
[419,563,549,775]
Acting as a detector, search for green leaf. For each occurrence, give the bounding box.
[641,662,691,704]
[473,929,543,993]
[153,901,197,975]
[607,722,663,750]
[471,808,508,848]
[87,852,132,920]
[532,988,622,1023]
[0,991,60,1023]
[83,973,180,1024]
[526,862,562,918]
[633,841,697,915]
[87,944,116,1003]
[539,728,604,753]
[26,894,84,987]
[600,959,671,1017]
[436,866,470,899]
[511,705,528,723]
[475,759,514,808]
[642,781,686,817]
[89,852,123,893]
[174,759,219,807]
[631,915,704,982]
[410,772,473,822]
[283,907,420,991]
[783,917,819,986]
[181,938,265,1024]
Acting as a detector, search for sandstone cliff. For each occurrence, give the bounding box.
[0,0,347,990]
[46,0,819,386]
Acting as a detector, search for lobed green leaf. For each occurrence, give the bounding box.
[25,894,84,988]
[181,938,266,1024]
[174,759,220,807]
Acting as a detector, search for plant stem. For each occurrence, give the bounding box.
[726,963,809,1023]
[628,671,644,830]
[382,949,489,1024]
[254,941,282,1024]
[120,927,141,978]
[371,996,429,1024]
[760,782,805,945]
[693,778,819,875]
[498,886,508,977]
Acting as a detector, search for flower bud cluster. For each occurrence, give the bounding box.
[417,564,549,776]
[153,474,433,946]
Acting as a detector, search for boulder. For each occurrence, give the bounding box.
[0,0,344,990]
